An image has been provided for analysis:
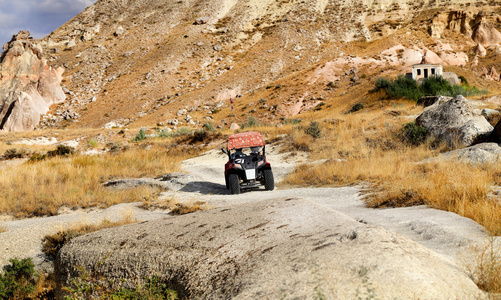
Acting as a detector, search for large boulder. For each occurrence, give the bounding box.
[416,95,493,148]
[55,198,485,299]
[0,31,65,132]
[438,142,501,164]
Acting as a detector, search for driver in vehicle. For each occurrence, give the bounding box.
[233,148,245,159]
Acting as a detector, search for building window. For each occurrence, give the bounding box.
[417,69,421,76]
[431,68,435,75]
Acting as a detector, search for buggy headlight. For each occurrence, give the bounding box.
[233,163,242,169]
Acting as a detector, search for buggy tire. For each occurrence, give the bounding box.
[229,174,241,194]
[264,169,275,191]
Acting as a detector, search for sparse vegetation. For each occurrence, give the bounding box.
[48,144,76,157]
[463,238,501,294]
[64,270,178,300]
[2,148,30,160]
[0,145,193,218]
[0,258,39,300]
[133,128,147,142]
[305,121,322,139]
[374,75,488,101]
[241,116,260,128]
[42,214,136,260]
[87,138,98,148]
[141,196,209,215]
[283,105,501,235]
[399,122,428,146]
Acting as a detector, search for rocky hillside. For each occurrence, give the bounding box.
[15,0,501,130]
[0,31,65,132]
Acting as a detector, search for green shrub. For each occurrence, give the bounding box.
[133,128,147,142]
[0,258,37,300]
[386,76,423,101]
[374,77,391,91]
[374,75,488,101]
[29,152,47,162]
[400,122,428,146]
[87,138,98,148]
[242,116,259,128]
[305,121,322,139]
[47,144,75,157]
[349,103,364,113]
[420,76,452,96]
[202,122,215,131]
[3,148,29,160]
[157,130,171,138]
[65,270,179,300]
[284,118,302,125]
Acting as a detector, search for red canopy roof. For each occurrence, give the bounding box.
[227,131,265,150]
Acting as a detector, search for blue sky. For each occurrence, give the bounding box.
[0,0,96,47]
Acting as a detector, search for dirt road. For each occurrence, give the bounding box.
[0,145,494,272]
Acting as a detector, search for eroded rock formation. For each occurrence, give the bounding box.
[416,95,493,148]
[55,198,485,299]
[0,31,65,132]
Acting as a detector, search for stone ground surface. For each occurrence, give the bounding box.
[0,145,497,298]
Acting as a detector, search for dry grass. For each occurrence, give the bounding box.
[462,237,501,294]
[141,195,210,215]
[283,101,501,235]
[0,145,194,218]
[42,212,137,259]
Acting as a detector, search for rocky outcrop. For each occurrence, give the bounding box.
[0,31,65,132]
[474,43,487,57]
[416,95,493,148]
[472,12,501,46]
[56,198,486,299]
[437,143,501,165]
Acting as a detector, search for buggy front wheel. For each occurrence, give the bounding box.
[229,174,241,194]
[263,169,274,191]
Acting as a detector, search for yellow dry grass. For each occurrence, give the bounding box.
[141,195,211,215]
[0,145,193,218]
[462,237,501,294]
[42,212,138,259]
[283,101,501,235]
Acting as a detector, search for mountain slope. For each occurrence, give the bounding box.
[34,0,501,129]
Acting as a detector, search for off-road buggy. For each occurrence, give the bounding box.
[222,131,274,194]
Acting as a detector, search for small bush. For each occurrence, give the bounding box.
[349,103,364,113]
[0,258,37,300]
[374,77,391,91]
[386,76,423,101]
[87,138,98,148]
[305,121,322,139]
[374,75,487,101]
[65,271,179,300]
[202,122,215,131]
[284,118,302,125]
[47,144,75,157]
[420,76,452,96]
[133,128,147,142]
[400,122,428,146]
[157,130,171,138]
[241,116,259,128]
[3,148,30,160]
[29,152,47,162]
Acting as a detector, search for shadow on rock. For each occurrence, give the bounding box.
[179,181,229,195]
